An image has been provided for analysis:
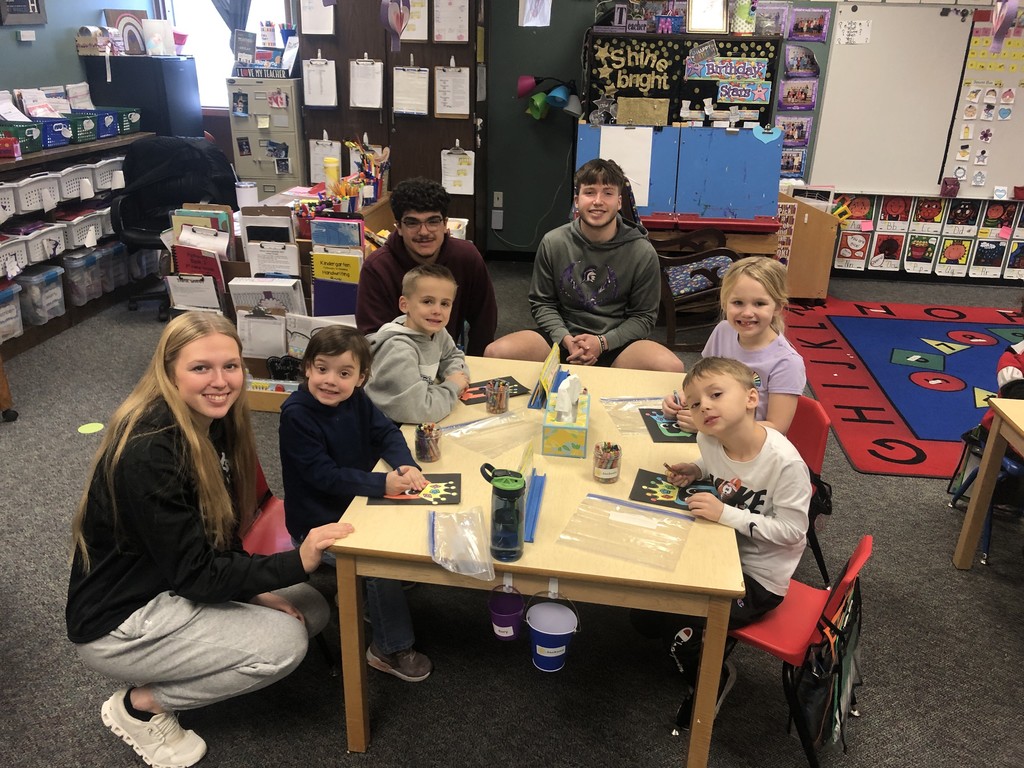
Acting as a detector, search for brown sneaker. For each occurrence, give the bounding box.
[366,642,432,682]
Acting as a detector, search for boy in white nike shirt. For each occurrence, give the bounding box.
[662,356,810,730]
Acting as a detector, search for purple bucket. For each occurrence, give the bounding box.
[488,586,524,641]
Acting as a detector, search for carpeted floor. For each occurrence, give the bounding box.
[1,268,1023,768]
[785,296,1024,478]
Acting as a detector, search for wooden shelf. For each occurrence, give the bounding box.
[0,133,155,175]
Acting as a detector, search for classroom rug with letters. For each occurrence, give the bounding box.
[784,297,1024,478]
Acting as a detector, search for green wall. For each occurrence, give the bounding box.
[0,0,152,89]
[486,2,595,256]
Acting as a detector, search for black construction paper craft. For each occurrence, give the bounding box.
[367,473,461,505]
[639,407,698,443]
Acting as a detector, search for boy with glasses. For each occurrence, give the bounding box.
[356,178,498,356]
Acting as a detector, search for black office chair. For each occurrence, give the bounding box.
[111,135,237,320]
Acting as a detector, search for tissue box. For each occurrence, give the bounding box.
[541,391,590,459]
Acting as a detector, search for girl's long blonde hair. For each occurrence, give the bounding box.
[71,313,256,570]
[719,256,790,334]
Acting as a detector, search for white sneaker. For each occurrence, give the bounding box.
[101,689,207,768]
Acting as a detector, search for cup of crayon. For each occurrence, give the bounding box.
[485,378,509,415]
[593,442,621,484]
[415,423,442,463]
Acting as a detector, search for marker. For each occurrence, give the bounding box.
[673,390,682,407]
[396,466,406,476]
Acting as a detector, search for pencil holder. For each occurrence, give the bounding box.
[415,423,442,463]
[485,379,509,415]
[593,443,621,484]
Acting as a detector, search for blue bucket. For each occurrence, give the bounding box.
[526,601,578,672]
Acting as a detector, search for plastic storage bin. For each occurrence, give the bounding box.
[55,210,106,248]
[28,118,71,149]
[0,233,28,275]
[100,106,142,135]
[38,114,97,144]
[0,121,43,154]
[0,181,16,217]
[59,165,97,200]
[94,241,130,292]
[92,156,124,190]
[11,172,61,214]
[14,264,65,325]
[63,249,103,306]
[0,281,23,343]
[71,108,118,138]
[130,248,162,280]
[15,222,66,264]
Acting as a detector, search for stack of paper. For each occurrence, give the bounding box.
[164,205,235,313]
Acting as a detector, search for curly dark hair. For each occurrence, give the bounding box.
[389,177,450,221]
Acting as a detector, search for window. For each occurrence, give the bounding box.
[165,0,289,108]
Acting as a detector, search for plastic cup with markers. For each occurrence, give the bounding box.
[415,423,442,463]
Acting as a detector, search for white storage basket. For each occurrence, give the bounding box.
[59,165,97,200]
[92,156,124,190]
[0,234,28,277]
[13,172,62,214]
[22,223,67,264]
[0,182,16,220]
[57,211,106,248]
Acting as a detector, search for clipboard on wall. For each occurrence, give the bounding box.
[309,137,342,183]
[440,140,474,196]
[349,55,384,110]
[303,55,337,107]
[434,63,470,119]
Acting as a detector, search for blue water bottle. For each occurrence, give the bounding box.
[481,463,526,562]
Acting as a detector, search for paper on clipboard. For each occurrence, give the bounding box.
[299,0,334,35]
[246,241,300,276]
[402,0,429,41]
[237,309,288,358]
[441,146,475,196]
[303,59,337,107]
[166,274,220,311]
[393,67,429,115]
[434,66,470,118]
[309,138,342,183]
[177,225,230,260]
[350,59,384,109]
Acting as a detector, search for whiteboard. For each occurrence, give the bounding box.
[809,5,972,195]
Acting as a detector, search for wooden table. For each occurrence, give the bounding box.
[953,397,1024,568]
[329,357,744,767]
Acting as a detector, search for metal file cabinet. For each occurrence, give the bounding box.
[226,78,306,197]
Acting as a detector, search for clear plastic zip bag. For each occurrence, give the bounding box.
[442,408,537,458]
[599,396,664,436]
[558,494,693,571]
[428,506,495,581]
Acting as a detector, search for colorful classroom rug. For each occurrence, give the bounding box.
[784,297,1024,478]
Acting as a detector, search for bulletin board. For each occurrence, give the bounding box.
[809,5,973,195]
[584,31,783,127]
[940,10,1024,200]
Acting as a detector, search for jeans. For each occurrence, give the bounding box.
[294,538,416,654]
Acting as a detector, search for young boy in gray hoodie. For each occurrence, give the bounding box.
[365,263,470,423]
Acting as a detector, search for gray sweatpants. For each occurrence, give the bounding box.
[75,584,328,711]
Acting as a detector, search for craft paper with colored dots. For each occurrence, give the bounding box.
[628,468,693,511]
[639,408,698,443]
[369,474,462,505]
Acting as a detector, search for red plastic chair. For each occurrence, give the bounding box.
[729,535,873,768]
[788,395,832,585]
[242,461,337,673]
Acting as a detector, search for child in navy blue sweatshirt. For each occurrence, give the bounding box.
[279,326,433,682]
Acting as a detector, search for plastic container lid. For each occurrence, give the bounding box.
[63,249,98,268]
[15,264,65,285]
